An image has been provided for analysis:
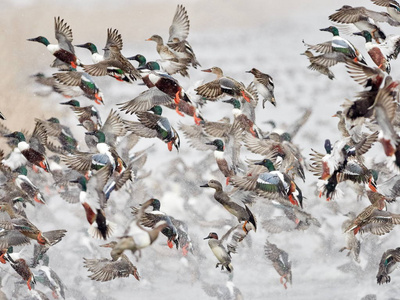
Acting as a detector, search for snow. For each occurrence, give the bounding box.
[1,0,400,299]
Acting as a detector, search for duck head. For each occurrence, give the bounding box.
[205,139,225,152]
[27,36,50,46]
[203,232,218,240]
[4,131,26,142]
[255,159,276,171]
[200,179,223,190]
[60,99,80,107]
[75,42,99,54]
[320,26,339,36]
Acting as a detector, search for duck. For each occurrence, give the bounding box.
[27,17,81,70]
[13,166,46,205]
[320,26,367,64]
[204,139,236,185]
[35,117,79,155]
[376,247,400,284]
[166,5,201,69]
[62,110,128,173]
[223,98,260,138]
[52,69,105,105]
[243,132,305,182]
[354,30,391,73]
[264,240,292,289]
[370,0,400,23]
[119,61,202,124]
[204,232,233,273]
[195,67,254,102]
[75,28,123,63]
[231,159,303,207]
[301,50,336,80]
[339,212,361,263]
[4,252,36,290]
[34,265,65,299]
[4,131,50,173]
[131,198,179,250]
[246,68,276,108]
[0,203,66,246]
[70,165,117,240]
[124,106,180,152]
[146,35,189,77]
[110,198,168,258]
[60,99,102,129]
[83,241,140,282]
[200,179,257,232]
[344,191,400,235]
[201,273,243,300]
[328,5,388,43]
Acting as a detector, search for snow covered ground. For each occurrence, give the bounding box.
[1,0,400,299]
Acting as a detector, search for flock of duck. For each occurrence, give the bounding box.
[3,1,400,299]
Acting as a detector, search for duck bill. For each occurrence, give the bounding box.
[353,32,363,37]
[201,69,212,73]
[222,98,235,104]
[254,161,264,165]
[319,27,330,32]
[27,37,39,42]
[3,133,16,138]
[199,183,210,188]
[203,236,211,240]
[75,43,88,48]
[99,242,113,248]
[145,38,152,41]
[85,131,96,136]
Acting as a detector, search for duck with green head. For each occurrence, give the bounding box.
[125,106,181,152]
[60,99,102,128]
[76,28,123,64]
[70,166,117,240]
[4,131,50,173]
[27,17,81,70]
[53,69,105,105]
[354,30,391,73]
[119,61,202,124]
[232,159,303,208]
[205,139,235,185]
[320,25,367,64]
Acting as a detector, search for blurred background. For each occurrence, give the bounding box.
[1,0,400,299]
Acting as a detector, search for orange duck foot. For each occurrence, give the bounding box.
[193,113,202,125]
[174,91,181,104]
[226,177,230,186]
[167,141,173,151]
[182,244,189,256]
[242,221,249,233]
[39,161,49,173]
[167,240,174,249]
[326,197,331,202]
[250,127,256,137]
[368,177,377,192]
[27,277,32,290]
[32,165,39,173]
[175,105,184,117]
[288,195,298,206]
[241,91,250,102]
[37,232,46,245]
[0,254,5,264]
[52,290,59,299]
[70,61,77,69]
